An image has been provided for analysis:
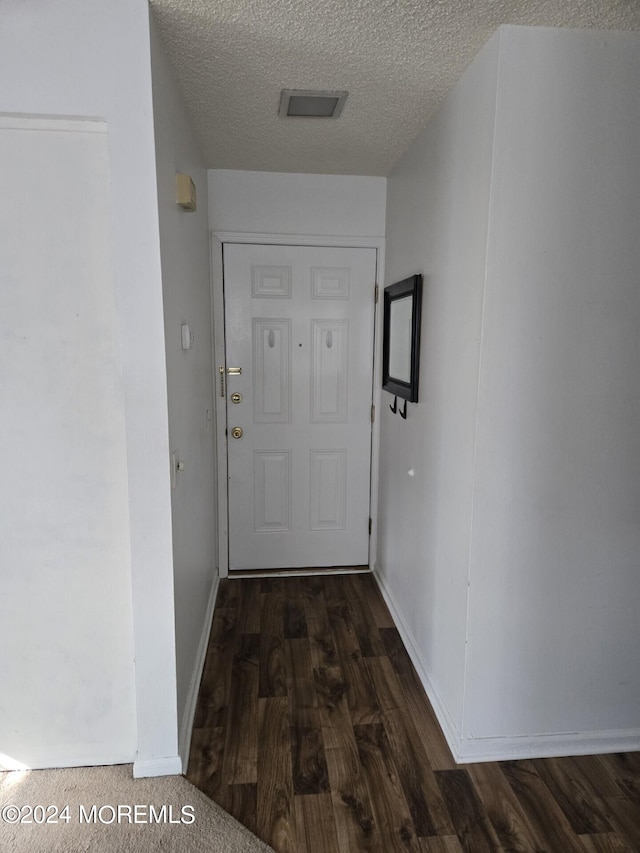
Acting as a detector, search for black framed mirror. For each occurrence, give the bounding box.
[382,274,422,403]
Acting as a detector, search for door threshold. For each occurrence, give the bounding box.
[227,565,370,579]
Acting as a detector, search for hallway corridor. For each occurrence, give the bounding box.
[187,573,640,852]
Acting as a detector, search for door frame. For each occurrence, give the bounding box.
[210,230,386,578]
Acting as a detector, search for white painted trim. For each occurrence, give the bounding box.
[1,752,136,772]
[210,234,229,578]
[132,755,182,778]
[214,231,385,249]
[373,565,463,757]
[368,241,385,571]
[374,564,640,764]
[455,728,640,765]
[0,114,106,133]
[230,567,371,579]
[212,230,385,575]
[178,572,220,773]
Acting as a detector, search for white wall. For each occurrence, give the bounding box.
[0,117,136,769]
[380,25,640,761]
[209,170,386,237]
[379,33,500,742]
[464,26,640,754]
[149,15,217,768]
[0,0,180,775]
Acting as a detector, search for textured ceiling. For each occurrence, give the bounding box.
[149,0,640,176]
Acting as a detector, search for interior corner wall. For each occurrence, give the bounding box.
[0,0,180,774]
[463,26,640,758]
[149,13,217,765]
[378,32,500,747]
[381,24,640,762]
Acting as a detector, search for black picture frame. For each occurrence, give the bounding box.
[382,274,422,403]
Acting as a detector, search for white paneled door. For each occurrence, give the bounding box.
[224,244,377,571]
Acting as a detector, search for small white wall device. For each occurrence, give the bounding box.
[176,173,196,211]
[181,323,194,351]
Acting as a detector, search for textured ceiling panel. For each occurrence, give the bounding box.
[149,0,640,175]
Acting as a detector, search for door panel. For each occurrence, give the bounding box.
[224,244,376,570]
[252,318,291,422]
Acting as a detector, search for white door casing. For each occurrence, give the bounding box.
[223,243,377,571]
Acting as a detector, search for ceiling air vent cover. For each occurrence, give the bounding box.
[279,89,348,118]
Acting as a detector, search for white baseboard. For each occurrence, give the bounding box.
[1,751,136,772]
[133,755,182,778]
[455,728,640,764]
[178,572,220,774]
[373,566,463,756]
[373,564,640,764]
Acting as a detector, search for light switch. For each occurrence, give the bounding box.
[181,323,194,350]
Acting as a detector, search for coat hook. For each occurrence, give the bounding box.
[390,395,397,414]
[399,399,408,419]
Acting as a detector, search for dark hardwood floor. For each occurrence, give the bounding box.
[186,573,640,852]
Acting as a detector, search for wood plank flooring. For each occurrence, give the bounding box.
[187,573,640,852]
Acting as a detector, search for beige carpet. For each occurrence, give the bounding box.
[0,764,273,852]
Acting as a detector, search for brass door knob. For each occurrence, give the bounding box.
[231,392,243,404]
[231,426,243,439]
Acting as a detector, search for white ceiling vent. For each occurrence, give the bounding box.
[278,89,348,118]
